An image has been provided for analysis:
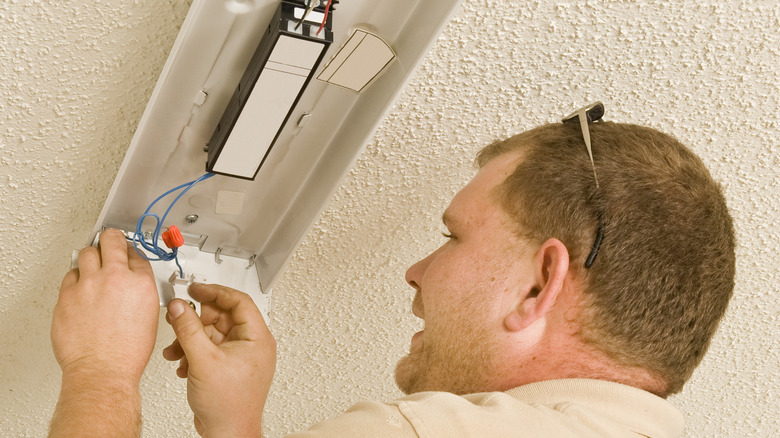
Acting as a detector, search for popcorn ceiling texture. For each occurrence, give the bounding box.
[0,0,777,437]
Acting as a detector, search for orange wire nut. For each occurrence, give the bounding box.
[161,225,184,249]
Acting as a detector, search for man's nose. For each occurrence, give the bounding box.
[405,251,434,291]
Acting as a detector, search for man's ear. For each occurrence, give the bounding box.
[504,238,570,332]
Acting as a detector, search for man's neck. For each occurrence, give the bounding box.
[495,332,668,397]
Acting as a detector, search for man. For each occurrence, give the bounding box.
[49,105,735,437]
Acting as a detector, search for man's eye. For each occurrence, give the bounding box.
[441,232,454,239]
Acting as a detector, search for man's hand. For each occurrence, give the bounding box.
[52,228,160,382]
[49,229,160,437]
[163,283,276,438]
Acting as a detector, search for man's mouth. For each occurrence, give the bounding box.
[411,330,424,349]
[412,292,424,319]
[410,293,425,350]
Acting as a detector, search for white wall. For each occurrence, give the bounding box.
[0,0,777,436]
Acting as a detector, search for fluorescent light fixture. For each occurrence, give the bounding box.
[318,29,396,93]
[92,0,464,298]
[206,1,333,180]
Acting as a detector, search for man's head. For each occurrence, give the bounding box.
[396,120,735,397]
[395,152,549,395]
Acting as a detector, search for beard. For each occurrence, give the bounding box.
[394,348,425,395]
[394,323,496,395]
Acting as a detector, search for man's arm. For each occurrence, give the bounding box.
[163,283,276,438]
[50,369,142,438]
[49,229,160,438]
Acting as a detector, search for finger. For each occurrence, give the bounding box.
[189,304,230,345]
[176,356,189,378]
[77,246,101,275]
[167,299,216,360]
[168,304,207,326]
[197,300,222,325]
[162,339,184,361]
[127,242,153,275]
[203,323,228,346]
[188,284,267,339]
[194,416,204,436]
[99,229,129,268]
[198,303,235,340]
[59,269,79,291]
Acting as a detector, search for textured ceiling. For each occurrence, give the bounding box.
[1,0,778,437]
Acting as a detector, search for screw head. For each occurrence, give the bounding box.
[185,214,199,224]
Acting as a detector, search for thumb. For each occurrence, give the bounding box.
[167,299,212,357]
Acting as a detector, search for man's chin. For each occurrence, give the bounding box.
[394,353,424,395]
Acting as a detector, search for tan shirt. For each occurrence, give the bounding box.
[286,379,684,437]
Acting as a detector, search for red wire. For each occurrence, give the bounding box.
[316,0,333,36]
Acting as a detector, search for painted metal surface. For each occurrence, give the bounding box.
[92,0,463,296]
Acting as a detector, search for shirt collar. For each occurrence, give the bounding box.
[505,379,685,438]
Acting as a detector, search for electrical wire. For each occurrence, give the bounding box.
[316,0,332,36]
[294,0,318,31]
[132,173,215,278]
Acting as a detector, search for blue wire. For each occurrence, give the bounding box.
[132,173,215,278]
[159,173,214,232]
[173,251,185,279]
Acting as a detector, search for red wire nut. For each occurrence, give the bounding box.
[162,225,184,249]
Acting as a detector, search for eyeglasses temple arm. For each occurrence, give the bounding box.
[577,109,600,189]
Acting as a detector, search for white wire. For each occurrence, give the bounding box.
[295,0,319,30]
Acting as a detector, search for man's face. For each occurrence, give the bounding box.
[395,152,537,395]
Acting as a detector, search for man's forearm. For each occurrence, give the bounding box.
[49,371,142,438]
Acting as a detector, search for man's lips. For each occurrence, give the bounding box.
[412,292,424,319]
[410,293,424,349]
[411,330,424,349]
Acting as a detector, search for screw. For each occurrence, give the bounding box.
[185,214,199,224]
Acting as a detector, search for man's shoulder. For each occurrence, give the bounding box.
[390,379,683,437]
[286,379,683,438]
